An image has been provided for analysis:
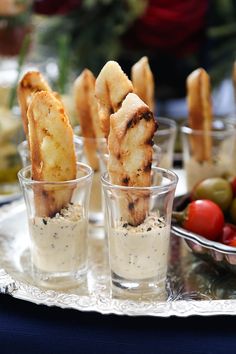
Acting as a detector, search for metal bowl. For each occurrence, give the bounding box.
[171,195,236,273]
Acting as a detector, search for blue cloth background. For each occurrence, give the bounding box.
[0,294,236,354]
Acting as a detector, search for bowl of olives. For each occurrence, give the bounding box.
[172,177,236,273]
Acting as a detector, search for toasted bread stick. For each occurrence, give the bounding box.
[74,69,103,170]
[108,93,157,226]
[131,56,155,112]
[27,91,76,217]
[187,68,213,162]
[17,71,53,139]
[95,61,133,139]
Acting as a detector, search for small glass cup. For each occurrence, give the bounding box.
[0,108,23,195]
[18,162,93,289]
[101,167,178,299]
[154,117,177,169]
[17,135,84,168]
[225,115,236,175]
[181,119,236,191]
[98,144,162,236]
[74,127,107,225]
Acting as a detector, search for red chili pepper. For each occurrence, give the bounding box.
[173,200,224,241]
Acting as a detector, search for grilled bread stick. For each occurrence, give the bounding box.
[17,71,53,139]
[27,91,76,217]
[95,61,133,139]
[108,93,157,226]
[74,69,103,171]
[131,56,155,112]
[187,68,213,162]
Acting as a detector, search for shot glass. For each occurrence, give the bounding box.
[18,162,93,288]
[181,119,236,191]
[0,108,23,195]
[154,117,177,169]
[74,127,107,225]
[101,167,178,299]
[98,144,162,235]
[225,115,236,175]
[17,135,84,168]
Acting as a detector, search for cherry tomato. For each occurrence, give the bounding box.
[192,177,233,212]
[183,200,224,241]
[221,223,236,246]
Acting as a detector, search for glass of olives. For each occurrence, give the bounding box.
[181,119,236,191]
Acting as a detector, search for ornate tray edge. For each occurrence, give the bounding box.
[6,277,236,317]
[1,201,236,317]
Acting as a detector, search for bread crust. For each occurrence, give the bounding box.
[131,56,155,113]
[74,69,103,170]
[17,71,52,139]
[108,93,157,226]
[27,91,76,217]
[187,68,213,162]
[95,61,133,139]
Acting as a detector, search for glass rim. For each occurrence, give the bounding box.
[18,135,84,149]
[101,166,178,192]
[154,117,177,136]
[180,120,236,136]
[18,161,93,186]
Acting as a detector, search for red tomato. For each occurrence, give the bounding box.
[183,200,224,241]
[231,177,236,197]
[221,223,236,246]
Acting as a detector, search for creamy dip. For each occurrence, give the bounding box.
[185,157,234,191]
[29,203,87,273]
[109,214,170,280]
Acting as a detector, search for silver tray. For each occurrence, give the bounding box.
[1,200,236,317]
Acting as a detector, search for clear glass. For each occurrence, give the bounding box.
[18,162,93,289]
[225,115,236,175]
[0,108,23,195]
[154,117,177,168]
[74,126,107,225]
[101,167,178,299]
[17,135,84,168]
[98,144,162,242]
[181,119,236,191]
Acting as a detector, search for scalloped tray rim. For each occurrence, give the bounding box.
[1,200,236,317]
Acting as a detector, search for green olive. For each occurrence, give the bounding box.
[192,177,233,212]
[230,198,236,224]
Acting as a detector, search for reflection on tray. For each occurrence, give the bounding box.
[1,200,236,316]
[169,235,236,301]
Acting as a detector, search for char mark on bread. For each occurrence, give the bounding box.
[108,93,157,226]
[95,61,133,139]
[27,91,76,217]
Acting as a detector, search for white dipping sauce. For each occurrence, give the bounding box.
[109,215,170,280]
[29,204,87,273]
